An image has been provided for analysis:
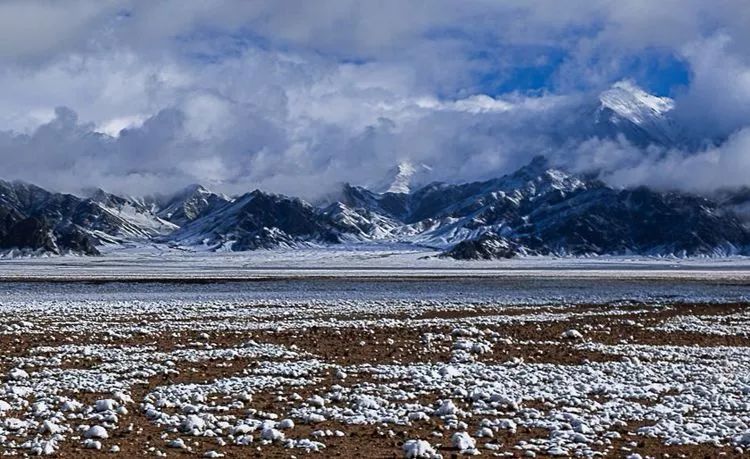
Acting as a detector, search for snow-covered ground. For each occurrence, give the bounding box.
[0,255,749,457]
[1,245,750,281]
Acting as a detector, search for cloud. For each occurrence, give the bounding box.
[600,128,750,192]
[0,1,750,200]
[0,1,116,61]
[673,34,750,139]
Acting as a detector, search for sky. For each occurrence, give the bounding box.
[1,0,750,199]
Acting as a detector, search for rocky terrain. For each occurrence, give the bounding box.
[0,276,749,457]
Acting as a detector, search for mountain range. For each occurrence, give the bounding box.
[1,81,749,259]
[0,154,748,259]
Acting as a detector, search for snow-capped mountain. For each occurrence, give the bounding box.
[321,202,402,240]
[0,182,223,255]
[600,81,675,124]
[330,156,750,257]
[370,161,434,194]
[0,156,748,258]
[0,181,95,255]
[170,190,341,251]
[339,156,588,247]
[154,184,229,226]
[87,189,177,241]
[595,80,677,144]
[0,181,173,255]
[569,80,690,149]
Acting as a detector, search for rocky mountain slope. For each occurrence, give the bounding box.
[170,190,342,251]
[1,154,748,258]
[333,156,750,258]
[0,181,188,255]
[154,184,229,226]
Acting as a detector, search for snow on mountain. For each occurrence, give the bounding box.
[340,184,411,222]
[599,80,674,125]
[0,156,748,258]
[322,202,401,240]
[331,155,750,256]
[88,189,177,240]
[155,184,229,226]
[371,161,433,194]
[379,156,590,248]
[0,182,117,254]
[386,162,417,194]
[402,156,585,225]
[592,80,682,147]
[171,190,341,251]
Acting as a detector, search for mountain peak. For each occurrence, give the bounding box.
[511,155,552,179]
[388,161,418,194]
[598,80,674,125]
[176,183,212,198]
[156,183,228,226]
[85,187,132,208]
[86,187,111,201]
[373,160,433,194]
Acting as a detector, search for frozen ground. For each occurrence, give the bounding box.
[0,258,750,457]
[1,246,750,281]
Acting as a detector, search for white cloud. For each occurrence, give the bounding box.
[674,34,750,138]
[96,115,146,137]
[0,1,749,199]
[602,128,750,192]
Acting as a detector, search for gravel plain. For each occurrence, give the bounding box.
[0,274,749,458]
